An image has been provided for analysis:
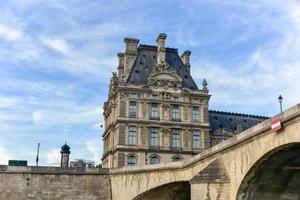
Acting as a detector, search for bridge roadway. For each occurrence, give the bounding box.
[109,103,300,200]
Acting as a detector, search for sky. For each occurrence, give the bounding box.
[1,0,300,166]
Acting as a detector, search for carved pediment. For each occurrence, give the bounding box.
[148,62,182,90]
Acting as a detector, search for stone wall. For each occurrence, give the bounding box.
[0,166,111,200]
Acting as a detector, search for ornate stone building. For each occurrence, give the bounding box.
[102,33,210,168]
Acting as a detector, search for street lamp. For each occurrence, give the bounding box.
[278,95,283,113]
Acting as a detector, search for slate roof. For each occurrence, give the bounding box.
[209,110,269,134]
[126,44,198,89]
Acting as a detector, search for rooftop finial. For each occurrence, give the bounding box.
[202,79,208,90]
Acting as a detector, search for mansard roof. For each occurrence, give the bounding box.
[126,44,198,89]
[209,110,269,134]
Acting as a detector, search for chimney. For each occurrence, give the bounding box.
[124,37,139,78]
[117,53,125,78]
[156,33,167,65]
[181,50,191,73]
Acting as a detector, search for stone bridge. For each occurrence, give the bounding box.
[110,103,300,200]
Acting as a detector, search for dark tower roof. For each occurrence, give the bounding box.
[209,110,269,134]
[126,44,198,89]
[60,142,70,154]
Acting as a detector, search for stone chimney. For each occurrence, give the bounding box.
[124,37,139,78]
[156,33,167,65]
[181,50,191,73]
[117,52,125,78]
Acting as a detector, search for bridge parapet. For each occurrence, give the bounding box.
[109,103,300,200]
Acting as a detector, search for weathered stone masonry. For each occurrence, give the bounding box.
[0,166,111,200]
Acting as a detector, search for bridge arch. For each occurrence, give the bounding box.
[132,181,190,200]
[236,142,300,200]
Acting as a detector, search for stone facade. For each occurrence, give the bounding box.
[0,166,110,200]
[102,33,210,168]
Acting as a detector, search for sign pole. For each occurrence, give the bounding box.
[36,143,40,166]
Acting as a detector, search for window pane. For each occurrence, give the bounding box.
[127,156,136,166]
[172,129,180,147]
[129,101,137,117]
[172,157,181,162]
[172,105,180,120]
[192,106,199,121]
[193,130,201,148]
[152,94,158,100]
[129,93,137,98]
[128,126,136,145]
[151,103,159,118]
[149,156,159,164]
[150,128,158,146]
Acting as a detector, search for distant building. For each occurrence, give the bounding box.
[70,159,95,168]
[60,142,70,167]
[101,33,268,168]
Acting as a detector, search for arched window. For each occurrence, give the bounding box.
[172,155,183,162]
[127,155,136,166]
[149,155,159,164]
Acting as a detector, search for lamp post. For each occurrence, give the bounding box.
[36,143,40,166]
[278,95,283,113]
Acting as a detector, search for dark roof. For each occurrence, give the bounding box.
[209,110,269,134]
[126,44,198,89]
[61,142,71,154]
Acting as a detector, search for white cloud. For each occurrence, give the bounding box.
[0,145,12,164]
[45,148,60,166]
[40,37,72,55]
[0,24,23,40]
[32,110,43,126]
[0,96,19,107]
[187,0,300,115]
[85,140,99,163]
[32,107,100,126]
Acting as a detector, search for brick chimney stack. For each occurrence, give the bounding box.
[124,37,139,78]
[117,52,125,79]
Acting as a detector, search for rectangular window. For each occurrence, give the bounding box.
[128,126,136,145]
[129,93,137,99]
[172,105,180,121]
[150,128,158,146]
[192,106,199,121]
[152,94,158,100]
[192,98,199,103]
[193,130,201,149]
[129,101,137,117]
[172,129,180,147]
[173,96,179,102]
[151,103,159,119]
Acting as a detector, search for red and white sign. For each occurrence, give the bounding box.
[271,118,282,132]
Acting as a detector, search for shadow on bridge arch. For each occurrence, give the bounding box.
[236,142,300,200]
[133,181,190,200]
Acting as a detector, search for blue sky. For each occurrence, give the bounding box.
[1,0,300,165]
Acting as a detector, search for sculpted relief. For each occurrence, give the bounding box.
[147,62,182,90]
